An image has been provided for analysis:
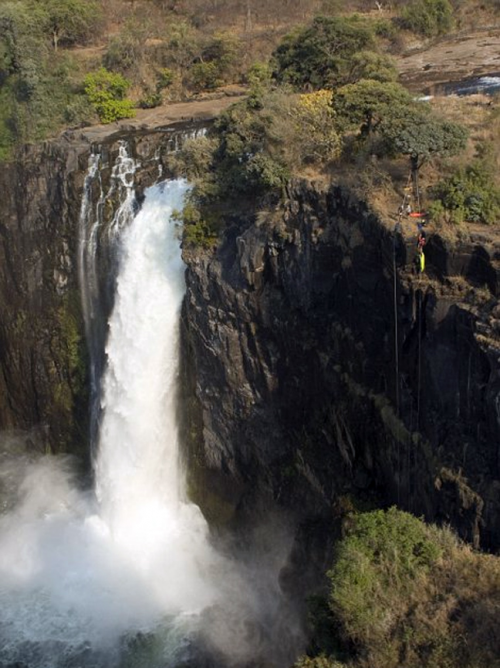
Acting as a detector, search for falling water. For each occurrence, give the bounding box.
[78,142,140,449]
[0,178,221,667]
[0,151,304,667]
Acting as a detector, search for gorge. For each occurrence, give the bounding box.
[0,108,500,666]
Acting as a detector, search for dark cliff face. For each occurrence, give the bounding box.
[2,125,500,551]
[182,181,500,550]
[0,124,205,457]
[0,140,87,454]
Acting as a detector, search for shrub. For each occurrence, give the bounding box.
[172,201,219,249]
[156,68,174,90]
[83,68,135,124]
[138,91,163,109]
[189,61,221,91]
[430,160,500,224]
[401,0,454,37]
[301,507,500,668]
[63,94,94,125]
[293,90,341,163]
[103,36,138,73]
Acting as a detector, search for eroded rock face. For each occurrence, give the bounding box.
[2,125,500,551]
[182,181,500,549]
[0,123,206,457]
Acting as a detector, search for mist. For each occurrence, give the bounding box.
[0,179,304,668]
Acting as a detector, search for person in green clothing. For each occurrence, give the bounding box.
[415,247,425,273]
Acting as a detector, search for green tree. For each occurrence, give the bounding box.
[0,1,70,155]
[343,51,398,85]
[83,68,135,123]
[379,105,468,172]
[333,79,413,136]
[36,0,103,51]
[272,15,376,89]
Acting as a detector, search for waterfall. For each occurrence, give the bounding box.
[78,142,140,450]
[93,179,216,605]
[0,146,304,668]
[0,175,220,667]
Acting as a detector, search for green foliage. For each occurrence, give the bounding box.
[83,68,135,123]
[401,0,454,37]
[36,0,103,50]
[162,20,202,73]
[156,67,174,90]
[172,201,219,249]
[327,508,443,663]
[272,15,376,89]
[300,507,500,668]
[103,36,139,73]
[189,61,221,91]
[345,51,398,85]
[0,2,84,155]
[246,61,272,106]
[333,79,413,135]
[202,31,240,80]
[138,90,163,109]
[329,508,441,615]
[63,93,94,125]
[212,95,291,196]
[430,160,500,224]
[103,16,150,75]
[379,105,468,166]
[188,31,241,92]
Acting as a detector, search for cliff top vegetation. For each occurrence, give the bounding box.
[2,0,500,236]
[295,507,500,668]
[1,0,500,159]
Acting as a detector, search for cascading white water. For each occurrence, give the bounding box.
[0,152,304,668]
[0,178,220,667]
[93,179,218,608]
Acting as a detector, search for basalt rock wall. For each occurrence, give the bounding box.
[2,124,500,551]
[0,124,204,456]
[182,181,500,550]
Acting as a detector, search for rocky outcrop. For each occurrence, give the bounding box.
[0,121,209,456]
[182,181,500,550]
[2,113,500,553]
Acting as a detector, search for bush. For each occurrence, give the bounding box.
[83,68,135,124]
[103,36,138,73]
[300,507,500,668]
[401,0,454,37]
[156,68,174,90]
[430,160,500,224]
[172,201,219,249]
[138,91,163,109]
[292,90,341,163]
[189,61,221,91]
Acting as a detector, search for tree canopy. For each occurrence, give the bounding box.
[333,79,413,135]
[379,105,468,168]
[272,15,376,90]
[37,0,103,51]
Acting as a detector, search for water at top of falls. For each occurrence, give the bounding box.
[0,179,220,667]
